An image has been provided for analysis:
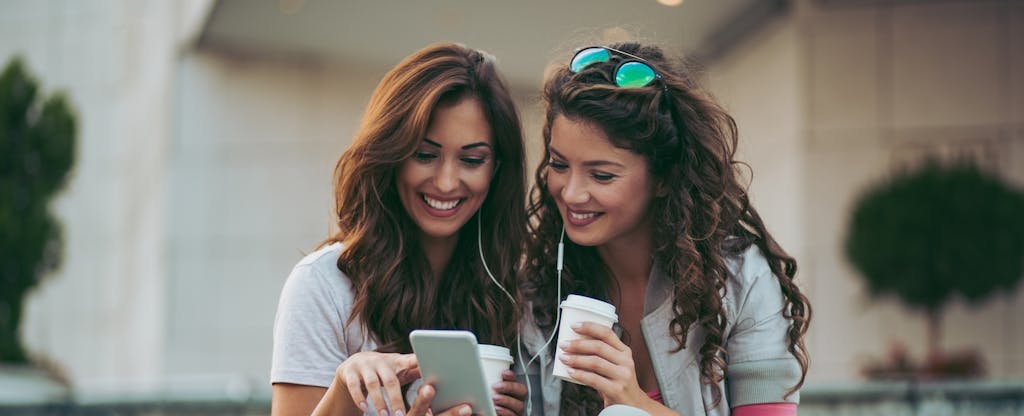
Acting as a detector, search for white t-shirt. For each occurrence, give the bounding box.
[271,242,378,387]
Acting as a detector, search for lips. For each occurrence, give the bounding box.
[421,193,463,218]
[566,208,602,227]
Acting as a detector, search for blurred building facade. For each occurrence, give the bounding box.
[1,0,1021,401]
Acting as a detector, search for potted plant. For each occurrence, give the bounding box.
[844,160,1024,379]
[0,56,76,402]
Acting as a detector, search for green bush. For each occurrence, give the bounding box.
[0,56,76,363]
[845,161,1024,360]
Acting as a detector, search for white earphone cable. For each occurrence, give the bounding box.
[519,225,565,416]
[479,215,517,306]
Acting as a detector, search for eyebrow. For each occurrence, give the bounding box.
[549,146,625,168]
[424,138,494,150]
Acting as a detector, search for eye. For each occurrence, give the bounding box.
[460,156,488,167]
[591,172,617,182]
[413,152,438,162]
[548,160,568,172]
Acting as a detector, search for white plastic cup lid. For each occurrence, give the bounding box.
[478,344,513,363]
[559,294,618,323]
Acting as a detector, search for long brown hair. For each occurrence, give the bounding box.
[325,43,527,353]
[524,42,811,414]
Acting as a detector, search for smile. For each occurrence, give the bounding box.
[422,194,463,211]
[566,209,602,226]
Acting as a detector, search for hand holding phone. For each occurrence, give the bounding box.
[410,330,499,416]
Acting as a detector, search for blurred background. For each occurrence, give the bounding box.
[1,0,1022,414]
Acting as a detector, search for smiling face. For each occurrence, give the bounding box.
[397,96,495,245]
[546,115,658,250]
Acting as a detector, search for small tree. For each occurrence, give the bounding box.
[844,161,1024,364]
[0,57,76,363]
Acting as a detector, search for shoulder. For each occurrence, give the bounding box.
[280,242,355,311]
[721,243,785,320]
[723,242,773,288]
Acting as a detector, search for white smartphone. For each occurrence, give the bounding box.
[409,329,497,416]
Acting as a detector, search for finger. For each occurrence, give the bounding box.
[378,367,407,416]
[562,339,629,368]
[361,369,390,416]
[395,354,422,384]
[493,379,527,401]
[492,394,525,416]
[565,366,615,396]
[500,370,518,382]
[495,403,519,416]
[434,404,473,416]
[560,352,627,381]
[572,322,628,351]
[341,372,370,413]
[408,384,435,416]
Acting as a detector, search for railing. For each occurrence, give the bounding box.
[1,381,1022,415]
[800,381,1024,416]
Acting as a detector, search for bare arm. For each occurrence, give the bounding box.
[272,377,362,416]
[272,383,328,416]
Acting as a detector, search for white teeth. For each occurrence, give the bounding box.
[570,211,597,220]
[424,195,461,210]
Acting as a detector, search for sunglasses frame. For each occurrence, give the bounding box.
[569,46,664,89]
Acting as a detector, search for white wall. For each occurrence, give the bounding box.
[167,49,376,394]
[1,0,211,396]
[711,0,1024,383]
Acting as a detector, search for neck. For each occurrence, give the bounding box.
[421,233,458,280]
[596,225,654,287]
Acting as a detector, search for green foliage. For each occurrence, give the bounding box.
[845,161,1024,312]
[0,56,76,363]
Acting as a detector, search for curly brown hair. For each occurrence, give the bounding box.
[322,43,527,353]
[523,42,811,415]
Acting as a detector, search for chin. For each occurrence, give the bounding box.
[566,230,604,247]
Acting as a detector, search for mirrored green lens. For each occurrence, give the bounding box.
[570,47,611,73]
[616,61,657,88]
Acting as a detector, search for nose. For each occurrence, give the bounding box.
[434,158,459,193]
[560,173,590,205]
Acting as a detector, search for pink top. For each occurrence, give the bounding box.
[645,389,795,415]
[646,389,663,403]
[732,403,797,416]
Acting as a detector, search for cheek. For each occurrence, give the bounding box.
[464,170,493,194]
[396,162,421,188]
[545,175,566,199]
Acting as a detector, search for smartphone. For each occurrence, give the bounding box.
[409,329,497,416]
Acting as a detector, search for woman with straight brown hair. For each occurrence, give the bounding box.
[271,43,529,416]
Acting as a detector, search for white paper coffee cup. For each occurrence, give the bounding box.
[478,344,514,394]
[552,294,618,384]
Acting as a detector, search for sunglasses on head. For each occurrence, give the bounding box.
[569,46,662,89]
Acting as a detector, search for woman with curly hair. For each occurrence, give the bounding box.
[520,43,811,416]
[271,43,528,416]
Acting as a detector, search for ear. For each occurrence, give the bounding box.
[654,178,669,198]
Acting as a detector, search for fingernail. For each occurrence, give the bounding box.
[558,341,569,349]
[571,322,582,329]
[459,405,472,415]
[380,411,389,416]
[395,411,405,416]
[559,354,570,362]
[359,402,368,412]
